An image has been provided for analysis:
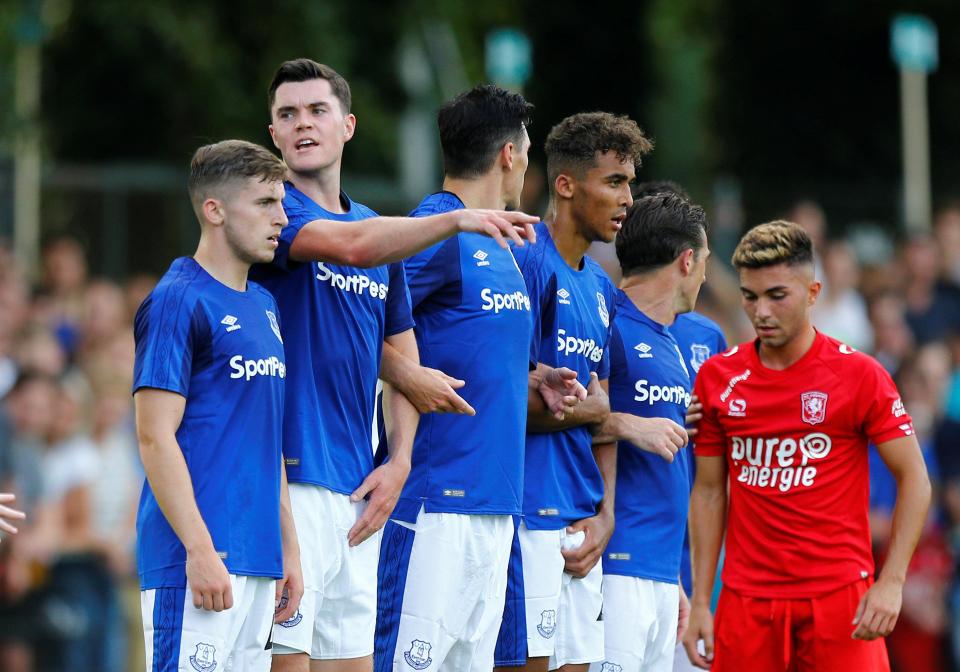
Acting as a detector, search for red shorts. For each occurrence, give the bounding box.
[712,580,889,672]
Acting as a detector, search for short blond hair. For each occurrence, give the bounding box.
[732,220,813,269]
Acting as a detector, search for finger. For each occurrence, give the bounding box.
[348,514,374,546]
[274,583,295,622]
[703,627,715,662]
[0,493,14,503]
[350,476,376,503]
[448,391,476,415]
[498,216,526,248]
[201,591,213,611]
[487,225,510,250]
[522,221,537,243]
[688,427,699,437]
[0,520,19,535]
[0,504,25,520]
[213,591,225,613]
[659,446,676,463]
[852,595,867,626]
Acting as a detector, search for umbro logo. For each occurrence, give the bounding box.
[473,250,490,267]
[221,315,241,332]
[557,288,571,305]
[634,343,653,358]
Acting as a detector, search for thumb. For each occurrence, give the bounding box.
[275,579,284,607]
[852,593,867,625]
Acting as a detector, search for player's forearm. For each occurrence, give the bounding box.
[689,482,726,606]
[278,464,299,561]
[593,412,632,443]
[593,440,617,518]
[139,433,215,553]
[379,339,421,393]
[290,213,463,268]
[383,382,417,470]
[880,465,931,584]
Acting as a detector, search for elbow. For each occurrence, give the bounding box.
[339,240,379,268]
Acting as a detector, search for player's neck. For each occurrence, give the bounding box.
[757,324,817,370]
[548,212,589,271]
[441,176,504,210]
[288,163,347,214]
[620,273,676,325]
[193,238,248,292]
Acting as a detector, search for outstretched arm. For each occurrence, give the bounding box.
[135,388,233,612]
[852,435,931,640]
[290,209,538,267]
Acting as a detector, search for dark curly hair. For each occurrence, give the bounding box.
[544,112,653,192]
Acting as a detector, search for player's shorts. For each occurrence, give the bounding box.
[494,522,604,668]
[141,574,275,672]
[711,579,890,672]
[273,483,381,660]
[375,509,514,672]
[590,575,679,672]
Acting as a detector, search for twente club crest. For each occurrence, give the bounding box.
[537,609,557,638]
[404,640,433,670]
[801,391,828,425]
[689,344,711,372]
[189,642,217,672]
[597,292,609,328]
[266,310,283,344]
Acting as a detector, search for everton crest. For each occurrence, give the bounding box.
[801,391,828,425]
[689,344,710,372]
[597,292,609,328]
[189,643,217,672]
[537,609,557,638]
[404,640,433,670]
[266,310,283,344]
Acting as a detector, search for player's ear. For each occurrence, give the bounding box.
[268,124,279,149]
[343,113,357,143]
[500,142,514,171]
[808,279,822,305]
[554,173,575,200]
[202,198,226,227]
[679,248,695,275]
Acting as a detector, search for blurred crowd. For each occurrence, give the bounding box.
[2,196,960,670]
[0,236,149,672]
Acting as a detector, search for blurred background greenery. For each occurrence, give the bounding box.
[1,0,959,276]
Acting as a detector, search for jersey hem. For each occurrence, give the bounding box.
[285,476,358,497]
[603,568,679,584]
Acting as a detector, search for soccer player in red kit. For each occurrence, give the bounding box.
[682,221,931,671]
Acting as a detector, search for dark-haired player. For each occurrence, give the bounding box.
[683,221,931,671]
[376,85,584,672]
[134,140,303,671]
[252,61,539,672]
[588,193,708,672]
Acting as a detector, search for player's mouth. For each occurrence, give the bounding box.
[268,233,280,249]
[295,138,318,151]
[755,324,778,337]
[611,213,626,230]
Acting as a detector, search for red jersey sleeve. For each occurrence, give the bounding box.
[693,367,726,457]
[856,356,915,444]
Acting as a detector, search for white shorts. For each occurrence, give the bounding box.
[141,574,275,672]
[591,575,680,672]
[273,483,381,660]
[495,523,604,668]
[375,509,514,672]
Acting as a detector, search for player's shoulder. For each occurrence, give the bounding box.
[343,194,378,219]
[247,280,278,308]
[674,311,724,338]
[697,340,752,378]
[583,255,615,293]
[146,258,206,308]
[814,331,886,376]
[409,191,464,218]
[511,221,551,272]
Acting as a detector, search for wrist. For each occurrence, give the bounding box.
[877,568,906,586]
[185,536,216,556]
[386,455,412,473]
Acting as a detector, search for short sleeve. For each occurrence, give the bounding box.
[132,288,206,397]
[385,261,415,336]
[692,369,726,457]
[404,238,460,311]
[270,198,316,271]
[856,357,915,444]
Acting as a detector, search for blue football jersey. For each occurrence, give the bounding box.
[392,191,533,522]
[604,290,692,582]
[133,257,286,589]
[516,222,617,530]
[669,311,727,595]
[250,184,414,494]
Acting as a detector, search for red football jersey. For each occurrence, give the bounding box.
[693,330,914,598]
